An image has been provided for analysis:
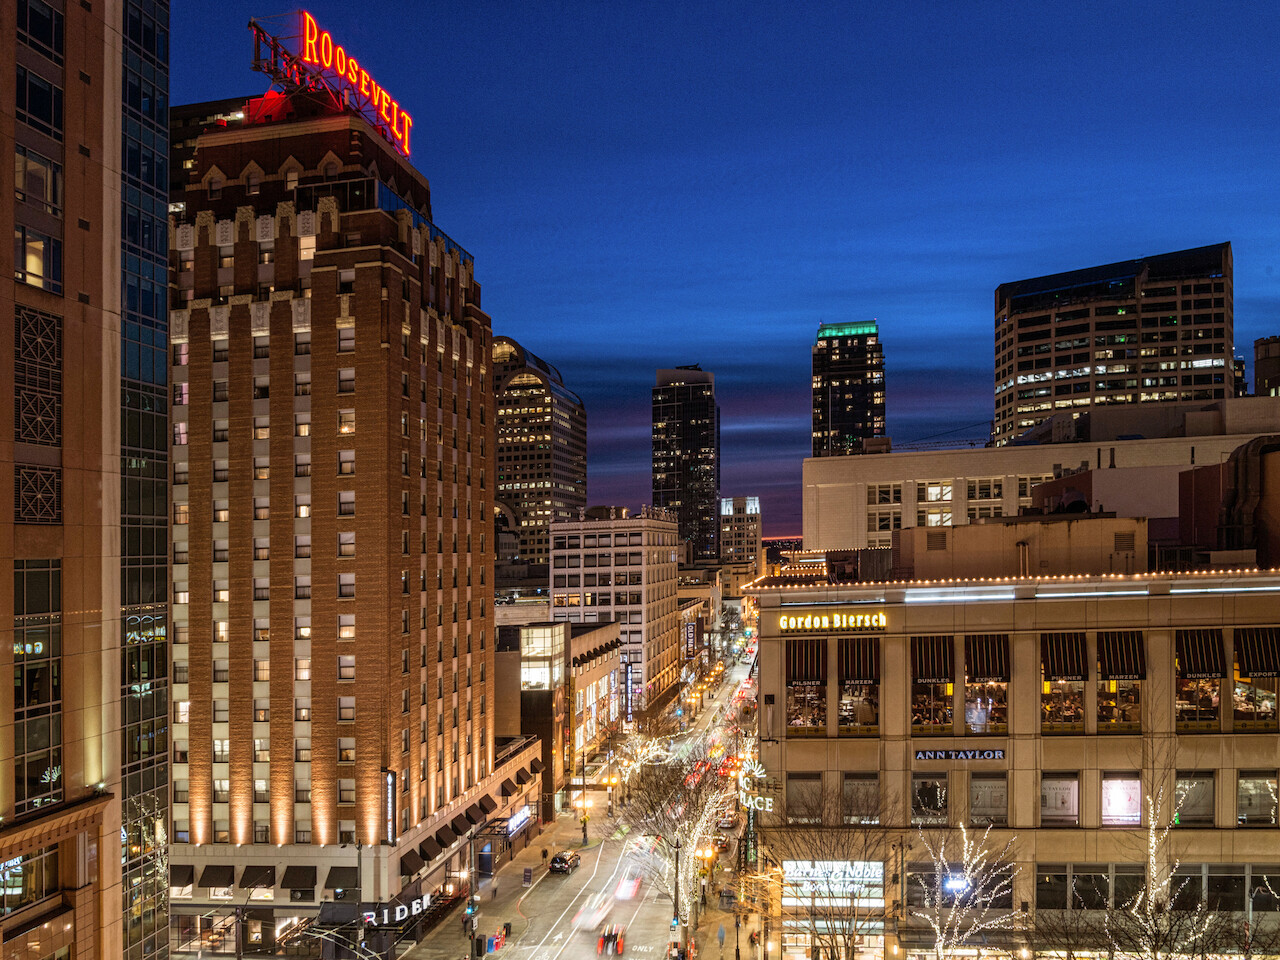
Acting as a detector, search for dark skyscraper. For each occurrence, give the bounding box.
[652,365,720,561]
[810,321,886,457]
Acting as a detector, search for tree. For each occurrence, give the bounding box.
[907,823,1021,960]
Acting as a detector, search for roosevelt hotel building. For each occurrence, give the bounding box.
[165,95,532,950]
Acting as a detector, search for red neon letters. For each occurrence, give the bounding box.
[300,11,413,155]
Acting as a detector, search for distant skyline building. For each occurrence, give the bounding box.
[493,336,587,568]
[811,321,886,456]
[720,496,763,565]
[993,242,1234,445]
[1255,336,1280,396]
[653,365,721,561]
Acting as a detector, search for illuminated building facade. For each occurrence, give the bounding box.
[811,321,886,457]
[994,243,1234,445]
[751,563,1280,959]
[166,87,537,951]
[549,507,680,719]
[720,496,763,570]
[4,0,170,956]
[492,336,587,568]
[653,365,720,562]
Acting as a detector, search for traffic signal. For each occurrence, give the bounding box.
[466,897,478,916]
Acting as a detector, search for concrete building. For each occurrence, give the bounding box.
[4,0,170,956]
[811,321,886,456]
[166,85,536,951]
[750,551,1280,960]
[1256,336,1280,397]
[720,495,763,572]
[994,243,1233,445]
[653,365,721,562]
[550,507,680,721]
[492,336,587,570]
[803,397,1280,552]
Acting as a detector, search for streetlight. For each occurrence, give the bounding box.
[604,775,618,816]
[574,796,593,844]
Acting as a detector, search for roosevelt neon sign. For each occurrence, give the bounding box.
[298,11,413,156]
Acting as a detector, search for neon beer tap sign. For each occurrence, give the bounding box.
[298,11,413,155]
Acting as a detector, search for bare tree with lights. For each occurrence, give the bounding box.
[908,823,1021,960]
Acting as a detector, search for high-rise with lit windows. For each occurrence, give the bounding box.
[653,365,720,562]
[493,336,587,568]
[811,321,886,457]
[994,243,1234,445]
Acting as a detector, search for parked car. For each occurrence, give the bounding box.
[549,851,581,873]
[598,924,626,955]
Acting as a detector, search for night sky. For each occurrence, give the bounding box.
[170,1,1280,535]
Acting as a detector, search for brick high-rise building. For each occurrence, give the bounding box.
[994,243,1234,445]
[811,321,886,457]
[4,0,170,957]
[653,365,720,562]
[166,89,539,950]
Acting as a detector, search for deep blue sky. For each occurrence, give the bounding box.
[171,1,1280,535]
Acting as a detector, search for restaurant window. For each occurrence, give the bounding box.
[785,772,823,824]
[785,638,826,735]
[911,774,947,826]
[1238,772,1279,827]
[910,636,953,734]
[1101,772,1141,826]
[1175,630,1226,731]
[969,773,1007,826]
[1041,633,1086,733]
[842,774,879,825]
[1041,773,1079,826]
[837,637,879,735]
[1174,772,1215,827]
[1098,631,1143,733]
[964,635,1008,735]
[1233,627,1279,732]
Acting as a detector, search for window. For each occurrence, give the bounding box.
[911,636,953,733]
[295,454,311,477]
[1101,773,1141,826]
[253,335,269,358]
[785,772,823,824]
[253,538,269,561]
[294,414,310,437]
[964,635,1008,735]
[338,614,355,640]
[338,737,356,762]
[213,339,229,362]
[294,658,311,681]
[253,497,269,520]
[212,699,229,722]
[338,491,355,516]
[15,145,62,215]
[253,660,270,682]
[294,333,311,355]
[338,326,355,352]
[212,739,229,762]
[173,503,189,525]
[212,500,229,523]
[1175,772,1214,827]
[16,66,63,138]
[337,409,355,434]
[338,449,355,474]
[970,773,1007,826]
[13,225,62,293]
[295,373,311,396]
[294,739,311,762]
[295,821,311,844]
[338,532,355,557]
[295,699,311,721]
[294,576,311,599]
[295,497,310,519]
[254,739,270,762]
[18,0,64,62]
[1041,633,1086,733]
[1175,630,1225,731]
[253,377,269,400]
[1041,773,1080,826]
[911,774,947,825]
[338,368,355,393]
[338,655,355,679]
[1238,772,1279,827]
[253,699,269,722]
[212,660,229,682]
[837,638,879,734]
[842,774,879,825]
[338,573,355,598]
[253,458,270,481]
[339,779,356,804]
[338,696,355,720]
[1233,628,1280,732]
[785,639,826,734]
[212,419,229,442]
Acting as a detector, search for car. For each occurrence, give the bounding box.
[549,851,581,873]
[712,835,731,852]
[598,924,626,955]
[574,891,613,927]
[717,812,740,830]
[615,864,643,900]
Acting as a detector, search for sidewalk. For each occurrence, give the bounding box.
[404,811,603,960]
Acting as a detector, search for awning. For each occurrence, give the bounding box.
[280,865,317,890]
[239,864,276,889]
[1176,629,1226,680]
[479,794,498,814]
[199,865,235,888]
[786,638,826,684]
[435,826,456,848]
[530,758,546,774]
[1041,633,1087,682]
[964,634,1009,684]
[400,849,425,876]
[465,804,483,824]
[910,635,953,685]
[500,778,518,796]
[450,815,470,835]
[838,637,879,685]
[1235,628,1280,678]
[419,836,442,861]
[324,866,359,890]
[170,864,194,887]
[1098,631,1146,680]
[516,768,532,784]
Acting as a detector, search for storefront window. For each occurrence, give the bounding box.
[1175,630,1225,732]
[786,638,826,735]
[1233,629,1279,731]
[1174,772,1215,827]
[910,636,953,734]
[911,774,947,825]
[1101,773,1142,826]
[1035,864,1068,909]
[964,635,1008,735]
[1097,678,1141,732]
[1238,772,1279,827]
[1071,865,1110,910]
[969,774,1007,826]
[837,637,879,735]
[786,772,823,824]
[1098,631,1143,733]
[1041,633,1085,733]
[842,774,879,825]
[1041,773,1079,826]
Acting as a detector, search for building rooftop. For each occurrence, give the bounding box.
[815,321,879,340]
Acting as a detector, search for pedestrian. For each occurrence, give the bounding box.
[541,847,548,866]
[492,881,498,900]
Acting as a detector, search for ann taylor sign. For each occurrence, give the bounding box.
[914,749,1005,761]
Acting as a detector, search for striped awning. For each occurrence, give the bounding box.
[400,849,425,877]
[280,865,316,890]
[911,636,953,685]
[838,637,879,685]
[786,638,826,685]
[238,864,275,889]
[1235,628,1280,678]
[964,635,1009,684]
[1176,629,1226,680]
[1041,633,1087,682]
[1098,631,1145,680]
[419,836,442,861]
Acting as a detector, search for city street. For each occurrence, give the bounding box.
[407,655,757,960]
